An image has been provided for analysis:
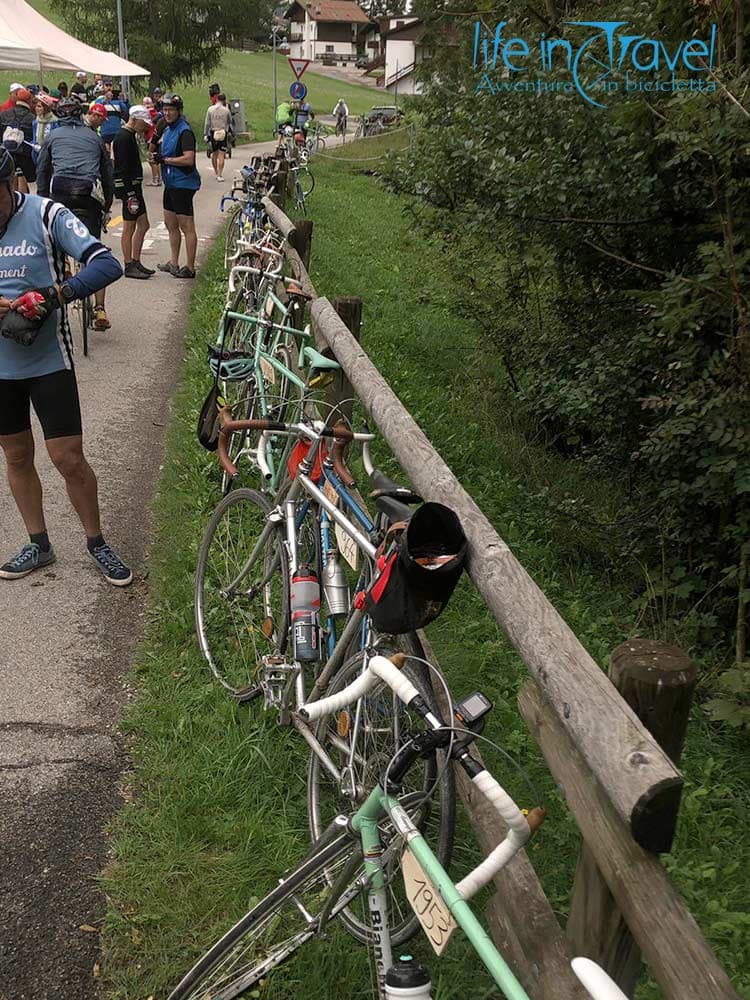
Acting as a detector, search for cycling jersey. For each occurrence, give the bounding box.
[0,193,115,379]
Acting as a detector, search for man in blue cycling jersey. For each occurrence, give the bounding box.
[0,147,132,585]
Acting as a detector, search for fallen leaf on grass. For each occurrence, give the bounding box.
[92,962,101,977]
[79,924,99,933]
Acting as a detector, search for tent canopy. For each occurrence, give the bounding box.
[0,0,149,77]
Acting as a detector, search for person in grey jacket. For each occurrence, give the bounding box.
[36,98,115,331]
[203,93,232,181]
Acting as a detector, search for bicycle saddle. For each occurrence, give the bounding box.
[286,281,313,301]
[300,346,339,372]
[373,495,415,524]
[369,468,422,504]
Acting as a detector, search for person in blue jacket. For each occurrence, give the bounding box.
[100,85,129,153]
[0,147,132,585]
[152,93,201,279]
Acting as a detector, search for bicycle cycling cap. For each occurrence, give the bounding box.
[89,102,108,118]
[152,86,163,95]
[129,105,151,123]
[55,97,84,119]
[76,71,87,79]
[162,93,184,110]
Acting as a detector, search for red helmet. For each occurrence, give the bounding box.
[89,102,108,119]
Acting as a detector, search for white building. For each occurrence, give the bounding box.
[383,17,427,95]
[285,0,371,63]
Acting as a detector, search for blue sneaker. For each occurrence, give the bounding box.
[88,542,133,586]
[0,542,56,579]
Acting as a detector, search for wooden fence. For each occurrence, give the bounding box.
[229,156,741,999]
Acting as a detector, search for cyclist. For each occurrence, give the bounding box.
[85,101,108,133]
[292,99,314,132]
[152,93,201,279]
[333,98,349,135]
[275,99,293,134]
[203,92,232,181]
[0,147,131,585]
[100,86,129,153]
[1,88,36,193]
[0,83,23,114]
[113,105,154,279]
[35,97,115,332]
[151,87,164,113]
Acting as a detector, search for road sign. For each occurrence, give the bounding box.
[288,57,312,80]
[289,81,307,101]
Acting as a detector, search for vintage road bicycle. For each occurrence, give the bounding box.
[167,654,627,1000]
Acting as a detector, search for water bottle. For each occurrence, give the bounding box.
[322,552,350,615]
[385,956,432,999]
[291,565,321,661]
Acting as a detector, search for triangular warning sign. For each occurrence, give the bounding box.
[288,57,311,80]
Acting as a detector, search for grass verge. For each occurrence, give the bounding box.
[100,140,750,999]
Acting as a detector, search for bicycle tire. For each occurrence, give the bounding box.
[80,297,89,357]
[224,203,243,269]
[307,645,455,946]
[220,377,259,495]
[167,821,364,1000]
[195,488,290,696]
[298,169,315,198]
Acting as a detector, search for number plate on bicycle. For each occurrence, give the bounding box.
[260,356,276,385]
[401,848,457,956]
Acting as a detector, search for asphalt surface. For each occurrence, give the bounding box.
[0,139,281,1000]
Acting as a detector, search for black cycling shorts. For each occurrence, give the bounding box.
[57,194,103,240]
[163,186,196,218]
[210,135,228,153]
[0,369,82,440]
[121,184,147,222]
[15,154,36,183]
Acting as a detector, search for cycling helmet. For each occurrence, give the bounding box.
[38,92,59,111]
[54,97,84,119]
[208,344,255,382]
[162,93,184,111]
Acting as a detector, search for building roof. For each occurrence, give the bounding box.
[384,17,424,40]
[284,1,371,24]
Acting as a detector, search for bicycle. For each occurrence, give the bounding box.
[290,162,314,214]
[166,654,626,1000]
[65,255,94,357]
[197,415,456,901]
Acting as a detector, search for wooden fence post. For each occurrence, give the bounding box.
[326,297,362,425]
[271,160,288,211]
[567,640,698,996]
[289,219,314,271]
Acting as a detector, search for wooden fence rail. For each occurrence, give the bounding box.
[242,170,740,1000]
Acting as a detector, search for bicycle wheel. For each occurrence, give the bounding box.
[167,822,364,1000]
[219,376,259,495]
[224,203,242,268]
[307,646,455,946]
[195,488,290,696]
[79,295,90,357]
[297,168,315,198]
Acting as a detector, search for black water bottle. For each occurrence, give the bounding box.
[291,565,320,661]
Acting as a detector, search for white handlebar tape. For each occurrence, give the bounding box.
[301,655,419,722]
[455,770,530,900]
[257,431,271,480]
[571,959,629,1000]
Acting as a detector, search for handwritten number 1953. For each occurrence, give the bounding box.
[410,877,451,946]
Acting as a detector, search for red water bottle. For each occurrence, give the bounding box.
[291,565,321,661]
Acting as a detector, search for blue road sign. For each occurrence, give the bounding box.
[289,81,307,101]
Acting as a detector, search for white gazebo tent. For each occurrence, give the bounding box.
[0,0,149,78]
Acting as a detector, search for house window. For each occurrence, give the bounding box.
[396,20,404,28]
[325,44,334,52]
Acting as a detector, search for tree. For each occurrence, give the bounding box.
[54,0,276,87]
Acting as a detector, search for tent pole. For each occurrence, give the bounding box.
[116,0,130,98]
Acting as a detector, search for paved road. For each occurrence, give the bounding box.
[0,141,273,1000]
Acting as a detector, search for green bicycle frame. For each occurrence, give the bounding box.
[350,785,530,1000]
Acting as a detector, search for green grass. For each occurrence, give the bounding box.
[100,138,750,999]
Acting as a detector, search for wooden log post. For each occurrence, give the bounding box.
[310,295,683,853]
[518,678,738,1000]
[327,297,363,425]
[567,640,698,996]
[420,634,587,999]
[271,160,289,211]
[289,219,314,271]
